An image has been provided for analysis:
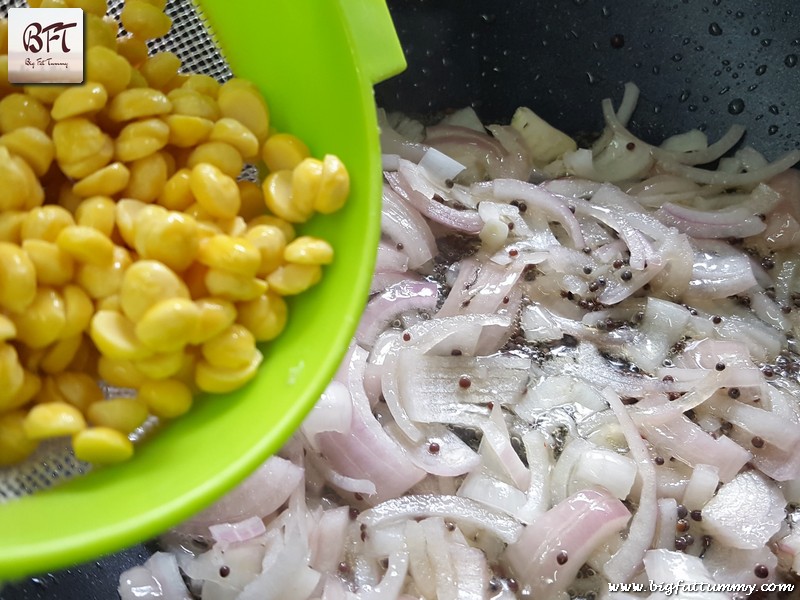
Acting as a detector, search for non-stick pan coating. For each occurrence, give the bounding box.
[3,1,799,598]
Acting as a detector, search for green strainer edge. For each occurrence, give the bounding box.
[0,0,405,580]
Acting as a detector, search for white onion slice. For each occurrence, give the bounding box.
[702,470,786,550]
[357,495,524,544]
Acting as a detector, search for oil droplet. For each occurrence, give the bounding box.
[679,90,690,102]
[722,59,730,66]
[769,125,779,135]
[751,27,761,36]
[708,22,723,36]
[653,105,662,114]
[769,105,780,115]
[652,65,661,75]
[573,0,588,5]
[586,72,598,85]
[728,98,745,115]
[682,37,691,46]
[735,10,745,18]
[601,6,611,17]
[672,53,683,62]
[696,45,704,51]
[786,54,798,67]
[480,13,496,23]
[713,69,722,76]
[747,84,759,91]
[719,85,730,95]
[756,65,767,75]
[688,105,698,112]
[762,38,772,47]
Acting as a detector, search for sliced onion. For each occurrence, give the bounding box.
[418,146,466,183]
[208,516,266,547]
[505,488,631,598]
[356,280,438,350]
[488,178,586,249]
[681,463,720,510]
[358,494,524,544]
[381,183,437,269]
[602,388,658,584]
[701,470,785,549]
[387,162,484,233]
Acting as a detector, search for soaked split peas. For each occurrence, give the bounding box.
[0,1,350,468]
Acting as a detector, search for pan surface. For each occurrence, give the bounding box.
[4,0,799,597]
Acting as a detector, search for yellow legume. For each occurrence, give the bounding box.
[85,13,116,50]
[158,168,194,211]
[262,170,308,223]
[97,355,144,389]
[86,46,132,97]
[245,224,286,276]
[107,88,172,122]
[0,343,25,410]
[248,214,296,242]
[210,118,260,160]
[73,426,134,464]
[217,79,269,143]
[195,349,263,394]
[167,87,221,121]
[0,93,50,133]
[0,411,39,466]
[124,151,169,203]
[56,225,115,267]
[12,287,67,349]
[21,205,74,242]
[201,324,257,371]
[204,269,267,302]
[51,83,108,121]
[181,74,220,98]
[189,162,240,219]
[52,118,114,179]
[135,297,200,352]
[73,162,131,198]
[266,263,322,296]
[196,234,261,278]
[87,397,148,433]
[66,0,108,16]
[75,196,117,237]
[40,335,84,374]
[189,297,237,344]
[186,141,243,179]
[115,35,149,68]
[0,241,37,313]
[133,350,184,380]
[23,401,86,440]
[22,239,74,286]
[75,244,132,299]
[140,52,181,91]
[89,310,152,361]
[0,127,55,177]
[261,132,310,172]
[115,117,170,162]
[284,235,334,265]
[0,315,15,341]
[0,146,44,211]
[316,154,351,214]
[53,371,104,413]
[120,0,172,40]
[119,259,190,321]
[138,378,192,418]
[61,284,94,338]
[163,114,213,148]
[0,211,25,243]
[133,207,198,272]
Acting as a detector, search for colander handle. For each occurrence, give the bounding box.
[338,0,407,84]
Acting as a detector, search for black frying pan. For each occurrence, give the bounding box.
[3,1,798,598]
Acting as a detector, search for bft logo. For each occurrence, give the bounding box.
[7,8,85,84]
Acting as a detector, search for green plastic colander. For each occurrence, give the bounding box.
[0,0,405,580]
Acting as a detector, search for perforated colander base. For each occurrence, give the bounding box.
[0,0,242,502]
